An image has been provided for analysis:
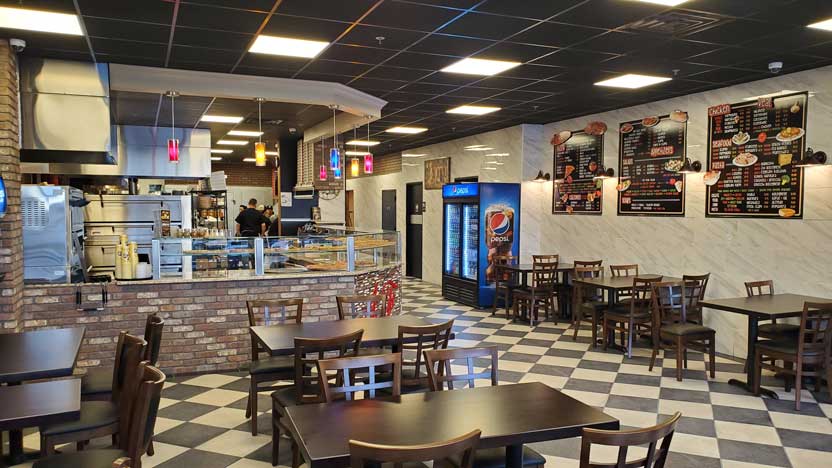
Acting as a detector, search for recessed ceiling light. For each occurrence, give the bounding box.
[210,149,233,154]
[227,130,263,137]
[447,105,501,115]
[441,58,521,76]
[210,157,223,161]
[741,90,800,101]
[249,35,330,58]
[486,153,510,157]
[808,18,832,31]
[346,140,380,146]
[402,153,426,158]
[0,6,82,35]
[386,126,428,134]
[631,0,689,5]
[402,163,419,167]
[594,73,671,89]
[345,151,368,156]
[265,151,279,156]
[465,147,494,151]
[243,158,257,162]
[217,139,248,146]
[201,115,244,124]
[482,167,498,171]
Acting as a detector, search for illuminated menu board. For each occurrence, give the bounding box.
[553,130,603,215]
[705,92,807,218]
[617,115,687,216]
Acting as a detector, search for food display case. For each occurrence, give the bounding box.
[151,228,400,280]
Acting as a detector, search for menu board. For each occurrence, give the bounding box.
[552,130,604,215]
[617,115,687,216]
[705,92,807,218]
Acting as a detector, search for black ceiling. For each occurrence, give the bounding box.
[5,0,832,158]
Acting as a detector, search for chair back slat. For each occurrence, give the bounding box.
[800,302,832,356]
[317,352,402,401]
[530,260,559,291]
[122,362,165,464]
[112,332,147,404]
[293,329,364,404]
[682,273,710,299]
[492,254,518,285]
[745,280,774,297]
[629,277,662,318]
[579,412,681,468]
[337,295,385,320]
[143,314,165,366]
[424,346,499,391]
[398,320,454,387]
[574,265,604,303]
[349,430,481,468]
[115,334,148,446]
[247,299,303,327]
[610,264,639,277]
[651,281,687,327]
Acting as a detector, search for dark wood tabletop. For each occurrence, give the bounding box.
[0,379,81,431]
[251,315,453,356]
[500,263,575,273]
[0,327,85,384]
[700,293,832,319]
[573,274,678,290]
[285,382,618,468]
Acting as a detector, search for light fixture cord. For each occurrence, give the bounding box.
[258,99,263,144]
[333,107,337,150]
[170,92,175,140]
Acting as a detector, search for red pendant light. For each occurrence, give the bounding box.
[319,164,327,181]
[363,115,373,174]
[167,91,179,164]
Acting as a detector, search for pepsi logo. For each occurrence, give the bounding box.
[489,212,510,235]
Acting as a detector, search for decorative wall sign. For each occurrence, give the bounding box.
[552,129,604,215]
[425,157,451,190]
[705,91,807,218]
[617,114,687,216]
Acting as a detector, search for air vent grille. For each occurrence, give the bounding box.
[626,11,724,36]
[22,199,49,228]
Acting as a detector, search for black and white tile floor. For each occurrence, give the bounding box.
[12,278,832,467]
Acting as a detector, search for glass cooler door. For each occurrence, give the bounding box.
[444,204,461,277]
[461,203,479,281]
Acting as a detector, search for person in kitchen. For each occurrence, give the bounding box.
[236,198,267,237]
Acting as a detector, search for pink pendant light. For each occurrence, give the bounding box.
[167,91,179,164]
[363,116,373,174]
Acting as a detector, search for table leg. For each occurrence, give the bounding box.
[6,382,25,465]
[728,316,778,399]
[505,444,524,468]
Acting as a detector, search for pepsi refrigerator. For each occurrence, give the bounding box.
[442,182,521,308]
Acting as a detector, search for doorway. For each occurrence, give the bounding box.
[405,182,423,279]
[381,190,396,232]
[345,190,355,228]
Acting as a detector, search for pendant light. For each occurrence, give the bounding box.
[364,115,374,174]
[329,105,341,177]
[166,91,179,164]
[319,139,327,181]
[254,98,266,166]
[350,125,360,177]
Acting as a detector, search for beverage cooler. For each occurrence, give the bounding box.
[442,183,520,308]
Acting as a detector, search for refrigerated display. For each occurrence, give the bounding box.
[444,204,461,277]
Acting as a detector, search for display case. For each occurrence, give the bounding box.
[151,229,400,280]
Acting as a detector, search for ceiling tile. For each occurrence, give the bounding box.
[79,0,174,24]
[84,17,171,44]
[318,44,397,64]
[553,0,666,29]
[177,3,267,34]
[384,51,459,69]
[277,0,379,22]
[683,20,777,45]
[173,26,253,50]
[477,41,557,62]
[360,2,460,31]
[530,49,618,67]
[364,66,432,81]
[509,21,601,48]
[262,14,350,41]
[576,31,661,55]
[338,25,427,49]
[437,12,538,40]
[409,34,495,57]
[475,0,586,21]
[91,37,166,59]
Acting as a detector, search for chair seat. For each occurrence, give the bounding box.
[471,447,546,468]
[661,323,714,337]
[757,339,822,357]
[80,368,113,397]
[579,301,608,312]
[33,449,127,468]
[758,323,800,337]
[605,310,651,322]
[272,386,300,408]
[250,355,294,375]
[359,346,390,357]
[40,401,118,436]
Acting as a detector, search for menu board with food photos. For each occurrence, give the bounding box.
[552,129,604,215]
[617,112,688,216]
[705,92,807,218]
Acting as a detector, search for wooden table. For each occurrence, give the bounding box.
[701,293,832,398]
[285,382,618,468]
[0,379,81,431]
[498,263,574,317]
[0,327,84,464]
[251,315,453,356]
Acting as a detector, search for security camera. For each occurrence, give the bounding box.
[768,61,783,74]
[9,38,25,53]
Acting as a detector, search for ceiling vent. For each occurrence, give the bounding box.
[625,11,724,36]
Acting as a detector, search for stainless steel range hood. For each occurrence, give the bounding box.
[20,58,113,164]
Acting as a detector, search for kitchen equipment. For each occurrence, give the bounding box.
[22,185,87,283]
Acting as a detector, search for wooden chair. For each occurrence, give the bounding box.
[512,259,559,326]
[603,276,662,358]
[572,263,606,345]
[349,430,481,468]
[648,281,716,382]
[682,273,710,324]
[337,294,386,320]
[491,254,518,316]
[82,314,164,402]
[271,329,364,467]
[40,333,147,456]
[579,412,681,468]
[746,280,800,338]
[609,264,639,305]
[34,362,166,468]
[317,352,402,401]
[245,298,303,436]
[397,320,454,392]
[754,301,832,410]
[423,346,546,468]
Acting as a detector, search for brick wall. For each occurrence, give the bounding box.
[213,162,273,187]
[22,265,401,376]
[0,40,22,332]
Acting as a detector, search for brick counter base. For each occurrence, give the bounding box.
[21,266,401,376]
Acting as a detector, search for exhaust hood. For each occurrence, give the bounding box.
[20,58,113,164]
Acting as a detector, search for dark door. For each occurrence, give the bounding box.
[405,182,423,278]
[345,190,355,228]
[381,189,396,231]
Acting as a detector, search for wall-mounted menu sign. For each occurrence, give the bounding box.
[617,113,687,216]
[552,129,604,215]
[705,92,807,218]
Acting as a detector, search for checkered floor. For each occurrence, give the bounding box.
[10,278,832,468]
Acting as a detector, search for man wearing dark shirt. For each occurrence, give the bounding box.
[235,198,266,236]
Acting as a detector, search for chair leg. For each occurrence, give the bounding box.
[40,435,53,457]
[626,322,634,359]
[649,343,658,372]
[709,337,716,379]
[826,363,832,397]
[572,310,581,341]
[795,362,803,411]
[590,313,598,348]
[250,378,259,436]
[753,350,762,395]
[272,420,280,466]
[676,337,684,381]
[291,439,301,468]
[147,439,155,456]
[785,361,794,392]
[245,380,253,419]
[512,299,519,323]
